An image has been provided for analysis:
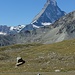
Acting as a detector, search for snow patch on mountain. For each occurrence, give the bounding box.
[33,24,40,28]
[0,32,7,35]
[10,25,25,32]
[41,22,51,26]
[10,26,14,31]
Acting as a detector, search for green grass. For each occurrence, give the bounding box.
[0,39,75,72]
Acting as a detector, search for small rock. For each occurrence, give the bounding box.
[40,68,42,71]
[55,69,60,72]
[37,73,41,75]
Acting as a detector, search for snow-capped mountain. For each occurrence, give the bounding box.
[0,32,7,35]
[0,25,10,35]
[0,25,25,35]
[31,0,65,27]
[0,10,75,46]
[10,25,25,33]
[21,0,66,32]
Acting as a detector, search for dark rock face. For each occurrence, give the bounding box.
[21,24,34,32]
[0,25,10,34]
[31,0,65,26]
[19,11,75,44]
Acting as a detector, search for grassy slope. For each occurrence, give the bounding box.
[0,39,75,72]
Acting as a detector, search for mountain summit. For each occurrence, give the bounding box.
[47,0,56,6]
[31,0,65,27]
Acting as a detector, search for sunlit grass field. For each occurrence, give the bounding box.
[0,39,75,73]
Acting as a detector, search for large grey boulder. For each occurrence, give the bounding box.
[16,57,25,66]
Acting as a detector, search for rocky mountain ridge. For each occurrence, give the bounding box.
[0,25,25,35]
[0,11,75,46]
[0,0,65,35]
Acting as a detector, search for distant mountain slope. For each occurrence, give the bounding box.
[0,25,10,35]
[41,11,75,44]
[20,11,75,44]
[0,11,75,46]
[0,25,25,35]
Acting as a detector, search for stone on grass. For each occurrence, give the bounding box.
[55,69,60,72]
[16,57,25,66]
[37,73,41,75]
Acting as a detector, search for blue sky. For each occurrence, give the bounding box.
[0,0,75,26]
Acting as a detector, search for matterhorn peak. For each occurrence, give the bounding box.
[30,0,65,27]
[47,0,56,6]
[47,0,56,2]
